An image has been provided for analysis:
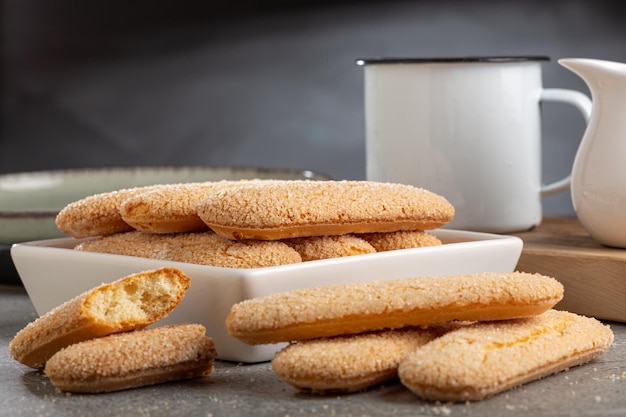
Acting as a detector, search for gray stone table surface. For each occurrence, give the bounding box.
[2,285,626,417]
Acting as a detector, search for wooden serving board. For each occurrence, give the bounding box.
[512,217,626,322]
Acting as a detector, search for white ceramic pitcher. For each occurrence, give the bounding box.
[559,58,626,248]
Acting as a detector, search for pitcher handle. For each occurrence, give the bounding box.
[539,88,592,197]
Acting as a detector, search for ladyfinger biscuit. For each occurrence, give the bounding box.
[119,180,262,234]
[357,230,442,252]
[197,180,455,240]
[44,324,217,393]
[398,310,614,402]
[226,272,564,345]
[9,267,190,369]
[282,235,376,261]
[75,231,302,268]
[55,185,159,238]
[272,328,442,394]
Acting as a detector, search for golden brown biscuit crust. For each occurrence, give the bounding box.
[44,324,217,393]
[119,180,264,234]
[197,180,455,240]
[9,267,190,369]
[75,231,302,268]
[226,272,564,345]
[55,186,156,238]
[398,310,614,402]
[272,328,442,394]
[357,230,442,252]
[282,234,376,261]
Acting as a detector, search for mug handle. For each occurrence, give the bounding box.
[539,88,592,197]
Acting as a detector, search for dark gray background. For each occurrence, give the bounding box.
[2,0,624,216]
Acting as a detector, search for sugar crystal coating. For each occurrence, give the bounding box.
[197,180,455,240]
[398,310,614,401]
[44,324,217,393]
[76,231,302,268]
[272,328,441,393]
[226,272,564,344]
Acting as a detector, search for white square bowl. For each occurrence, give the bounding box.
[11,229,522,363]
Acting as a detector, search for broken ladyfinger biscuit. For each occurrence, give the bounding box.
[9,267,191,369]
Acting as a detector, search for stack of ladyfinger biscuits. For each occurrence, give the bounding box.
[226,273,614,401]
[9,267,218,393]
[45,179,614,401]
[55,180,455,267]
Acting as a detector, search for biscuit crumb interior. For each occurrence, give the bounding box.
[84,273,183,324]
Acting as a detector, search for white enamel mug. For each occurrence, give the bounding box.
[357,56,591,233]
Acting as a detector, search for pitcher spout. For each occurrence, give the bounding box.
[559,58,626,95]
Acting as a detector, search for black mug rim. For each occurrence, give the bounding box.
[355,56,550,65]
